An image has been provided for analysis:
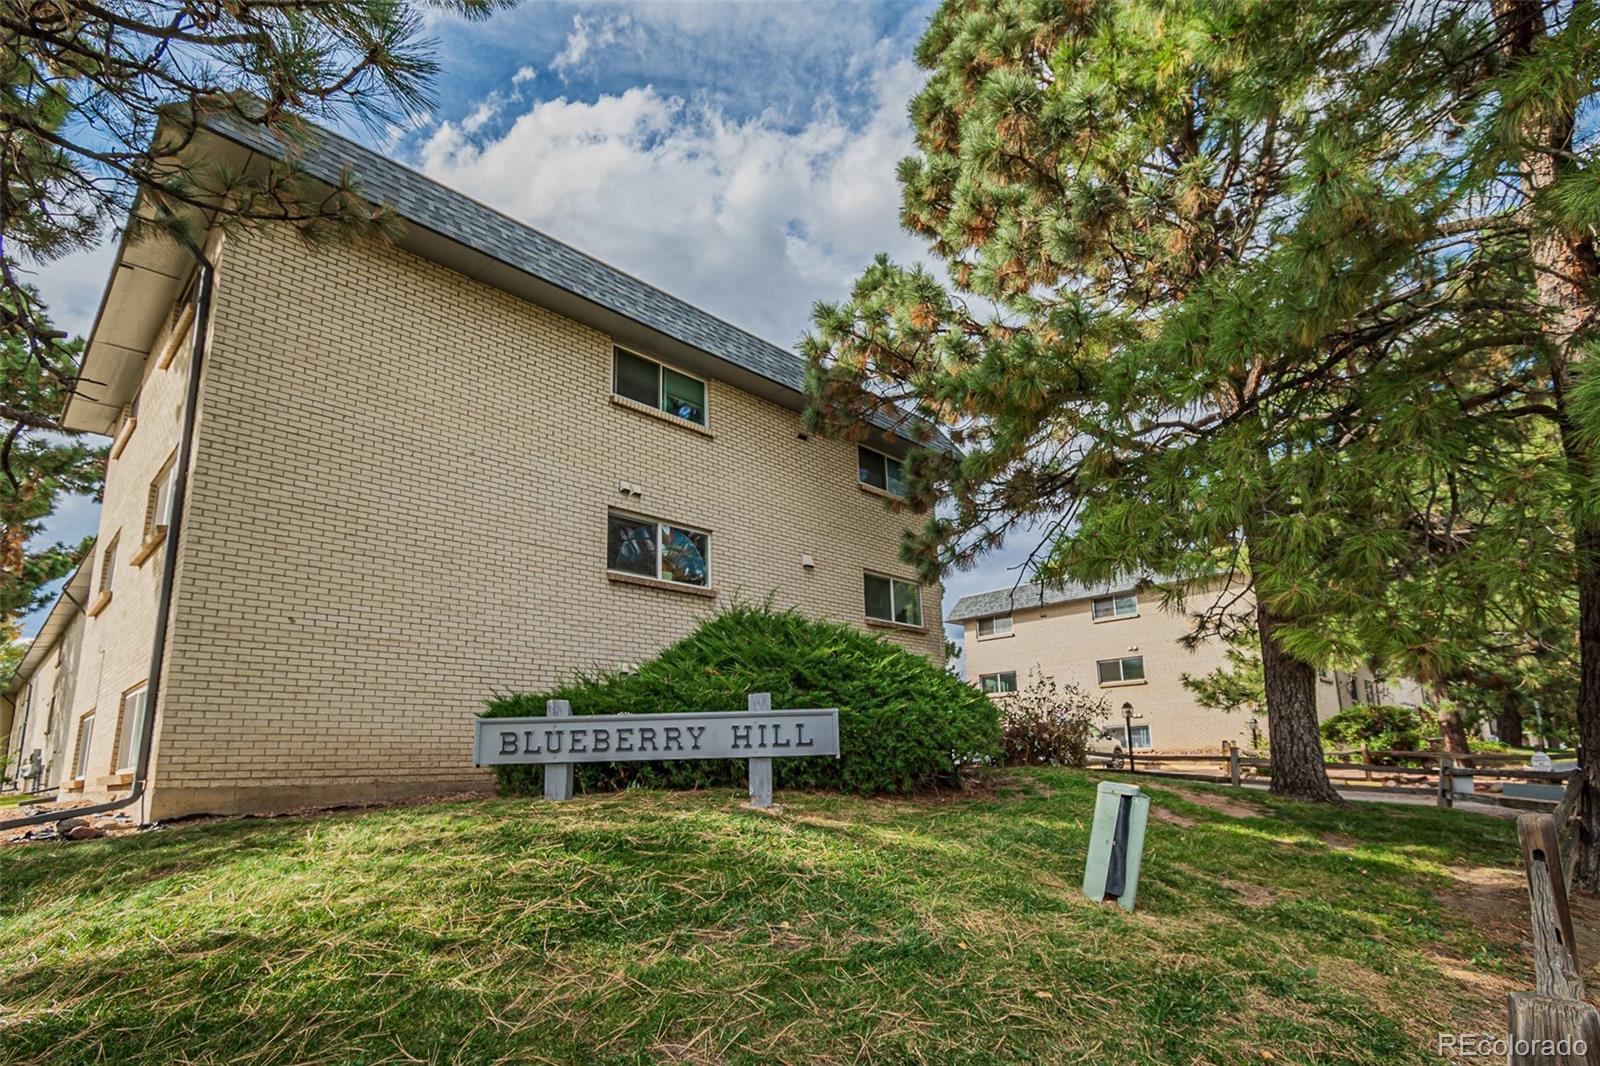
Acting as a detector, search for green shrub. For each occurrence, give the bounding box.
[482,604,1000,796]
[1319,704,1430,762]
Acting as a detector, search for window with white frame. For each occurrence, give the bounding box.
[857,446,907,496]
[115,685,148,774]
[607,512,710,586]
[980,671,1017,695]
[73,713,95,781]
[1096,655,1145,684]
[864,573,922,626]
[1105,724,1152,749]
[145,452,177,540]
[1091,593,1138,620]
[977,615,1013,638]
[612,347,707,425]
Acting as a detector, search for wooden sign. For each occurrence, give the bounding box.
[474,693,839,808]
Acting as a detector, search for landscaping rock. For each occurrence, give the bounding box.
[56,817,89,832]
[65,825,105,841]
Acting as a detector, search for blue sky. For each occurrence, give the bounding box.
[24,1,1042,663]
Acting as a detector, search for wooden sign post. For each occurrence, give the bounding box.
[474,692,840,808]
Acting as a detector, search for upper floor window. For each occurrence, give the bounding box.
[858,446,906,496]
[977,615,1013,638]
[146,452,177,540]
[1097,655,1145,685]
[980,671,1017,695]
[607,512,710,586]
[613,347,707,425]
[864,573,922,627]
[1091,593,1138,620]
[99,535,119,596]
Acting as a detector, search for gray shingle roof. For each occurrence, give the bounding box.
[946,576,1152,623]
[205,116,948,451]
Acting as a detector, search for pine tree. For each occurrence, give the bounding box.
[0,294,103,662]
[803,0,1514,801]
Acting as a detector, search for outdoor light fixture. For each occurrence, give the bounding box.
[1247,717,1260,750]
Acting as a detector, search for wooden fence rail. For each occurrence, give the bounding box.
[1087,746,1580,811]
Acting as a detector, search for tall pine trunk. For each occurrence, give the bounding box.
[1256,596,1343,803]
[1495,700,1524,748]
[1494,0,1600,890]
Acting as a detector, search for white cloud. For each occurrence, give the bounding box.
[550,13,634,77]
[19,240,118,341]
[417,58,929,346]
[512,65,537,85]
[460,99,499,134]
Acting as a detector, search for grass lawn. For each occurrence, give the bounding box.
[0,768,1531,1064]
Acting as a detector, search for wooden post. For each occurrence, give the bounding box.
[1518,813,1584,995]
[1360,742,1371,782]
[747,692,773,808]
[1507,993,1600,1065]
[543,699,573,802]
[1437,753,1453,809]
[1228,742,1241,788]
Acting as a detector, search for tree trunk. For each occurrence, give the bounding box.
[1496,699,1524,748]
[1494,0,1600,890]
[1432,682,1472,767]
[1257,597,1343,803]
[1576,527,1600,891]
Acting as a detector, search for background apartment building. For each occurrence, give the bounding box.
[2,118,943,820]
[949,578,1419,751]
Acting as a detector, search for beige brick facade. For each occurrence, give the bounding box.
[958,585,1400,752]
[11,221,941,819]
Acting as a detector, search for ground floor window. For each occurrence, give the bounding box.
[979,671,1017,695]
[607,512,710,586]
[73,713,95,781]
[864,573,922,626]
[1096,655,1145,684]
[115,685,148,773]
[1104,725,1152,750]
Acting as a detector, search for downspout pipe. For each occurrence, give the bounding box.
[0,231,213,831]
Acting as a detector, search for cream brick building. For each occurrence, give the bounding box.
[949,578,1418,751]
[1,120,944,820]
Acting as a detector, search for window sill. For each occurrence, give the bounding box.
[609,394,714,438]
[87,589,113,618]
[865,616,927,635]
[158,304,195,370]
[98,772,134,788]
[1099,679,1148,689]
[975,632,1013,642]
[857,482,905,504]
[64,779,85,792]
[110,417,137,461]
[131,527,167,567]
[606,570,718,599]
[1092,614,1139,624]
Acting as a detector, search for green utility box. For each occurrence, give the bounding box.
[1082,780,1150,912]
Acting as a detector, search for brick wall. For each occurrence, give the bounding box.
[962,585,1379,751]
[144,225,941,817]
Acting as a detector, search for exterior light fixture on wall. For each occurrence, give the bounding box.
[1121,701,1141,772]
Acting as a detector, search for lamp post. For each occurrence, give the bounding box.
[1247,717,1260,751]
[1122,701,1139,773]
